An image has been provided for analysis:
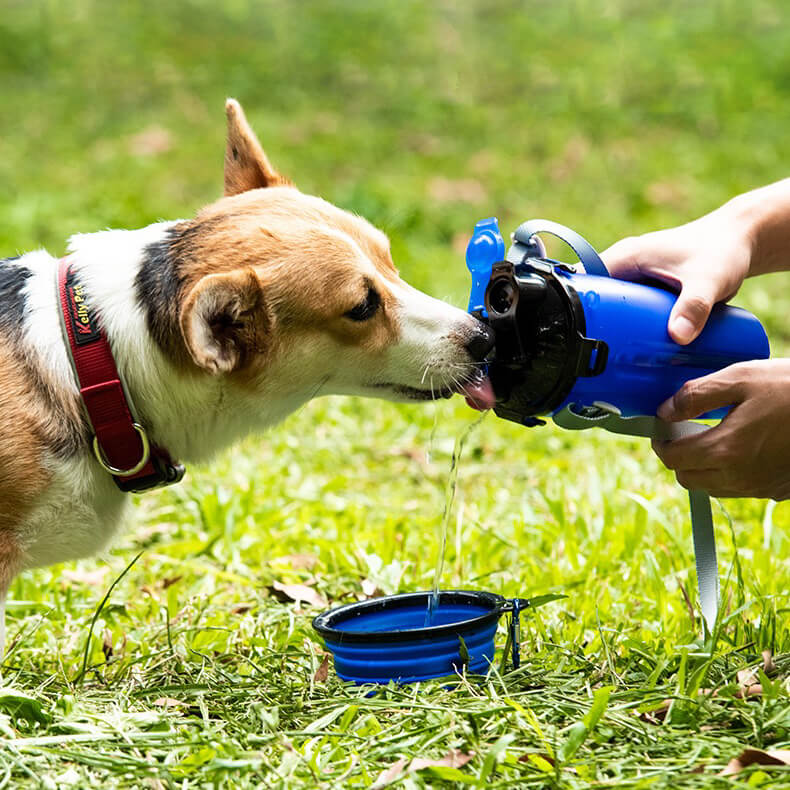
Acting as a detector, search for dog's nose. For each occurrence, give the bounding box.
[465,322,495,361]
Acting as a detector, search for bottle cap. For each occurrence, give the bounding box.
[466,217,505,315]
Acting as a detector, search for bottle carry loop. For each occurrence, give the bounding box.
[508,219,611,278]
[553,405,719,634]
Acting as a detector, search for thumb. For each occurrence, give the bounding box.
[668,278,718,345]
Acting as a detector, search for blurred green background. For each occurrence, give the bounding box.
[3,1,790,786]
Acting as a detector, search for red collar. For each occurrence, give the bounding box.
[57,257,185,493]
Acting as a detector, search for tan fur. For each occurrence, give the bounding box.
[0,342,50,590]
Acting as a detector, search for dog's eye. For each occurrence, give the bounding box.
[344,287,381,322]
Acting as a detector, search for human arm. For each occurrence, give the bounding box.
[601,178,790,344]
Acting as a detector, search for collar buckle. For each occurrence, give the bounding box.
[93,423,151,477]
[58,257,186,493]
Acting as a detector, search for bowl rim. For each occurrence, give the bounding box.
[311,589,506,644]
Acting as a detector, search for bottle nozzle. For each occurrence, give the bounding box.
[466,217,505,316]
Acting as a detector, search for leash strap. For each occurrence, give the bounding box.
[553,406,719,633]
[57,258,185,492]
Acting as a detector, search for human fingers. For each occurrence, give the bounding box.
[674,469,742,498]
[651,423,727,472]
[600,236,646,280]
[657,366,749,422]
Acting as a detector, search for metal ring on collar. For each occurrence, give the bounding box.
[92,423,151,477]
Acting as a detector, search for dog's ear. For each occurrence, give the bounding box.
[224,98,290,195]
[180,268,273,374]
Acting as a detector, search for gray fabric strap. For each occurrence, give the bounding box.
[553,406,719,633]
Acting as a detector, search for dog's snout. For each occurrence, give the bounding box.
[465,322,495,361]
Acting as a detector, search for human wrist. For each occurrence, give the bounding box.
[717,191,763,277]
[722,180,790,277]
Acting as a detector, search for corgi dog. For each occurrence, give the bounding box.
[0,99,495,653]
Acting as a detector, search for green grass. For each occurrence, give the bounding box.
[3,0,790,786]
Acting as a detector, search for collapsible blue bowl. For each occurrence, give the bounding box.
[312,590,527,684]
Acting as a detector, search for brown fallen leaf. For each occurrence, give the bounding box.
[162,575,182,589]
[314,655,330,683]
[763,649,777,675]
[372,757,408,788]
[410,750,474,772]
[269,581,327,609]
[720,748,790,776]
[737,667,758,687]
[734,684,763,699]
[230,603,255,615]
[102,629,113,661]
[370,750,473,788]
[638,699,671,724]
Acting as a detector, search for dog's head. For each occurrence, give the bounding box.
[162,100,495,413]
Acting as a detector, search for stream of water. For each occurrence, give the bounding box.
[423,413,486,626]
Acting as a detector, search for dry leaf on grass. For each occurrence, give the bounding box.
[763,649,777,675]
[372,757,408,788]
[102,629,114,661]
[409,749,474,772]
[637,699,671,723]
[735,684,763,699]
[313,655,330,683]
[372,751,474,787]
[737,667,759,687]
[720,748,790,776]
[230,603,254,615]
[268,580,327,608]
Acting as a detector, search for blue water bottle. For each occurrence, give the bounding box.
[465,218,770,425]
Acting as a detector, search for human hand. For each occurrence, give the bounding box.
[601,210,752,345]
[651,359,790,499]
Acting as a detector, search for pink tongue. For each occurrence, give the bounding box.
[460,375,496,412]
